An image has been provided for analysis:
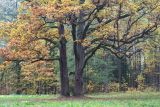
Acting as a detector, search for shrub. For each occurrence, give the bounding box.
[144,86,157,92]
[108,82,119,92]
[120,83,128,91]
[136,74,145,91]
[87,81,95,93]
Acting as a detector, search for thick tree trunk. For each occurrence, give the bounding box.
[59,23,70,97]
[74,44,85,96]
[72,0,107,95]
[71,20,85,96]
[72,8,86,96]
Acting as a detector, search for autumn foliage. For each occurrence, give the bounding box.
[0,0,160,96]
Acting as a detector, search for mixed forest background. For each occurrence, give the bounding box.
[0,0,160,97]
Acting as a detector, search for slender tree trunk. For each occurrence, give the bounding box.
[58,23,70,97]
[15,61,21,94]
[117,59,122,91]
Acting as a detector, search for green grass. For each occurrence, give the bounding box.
[88,91,160,99]
[0,94,58,101]
[0,92,160,107]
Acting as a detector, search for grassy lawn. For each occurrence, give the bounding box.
[0,92,160,107]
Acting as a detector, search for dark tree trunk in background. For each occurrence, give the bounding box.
[15,61,21,94]
[59,23,70,97]
[117,57,129,91]
[117,59,122,91]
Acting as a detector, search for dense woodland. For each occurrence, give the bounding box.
[0,0,160,97]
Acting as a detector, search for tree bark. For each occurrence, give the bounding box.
[58,23,70,97]
[73,10,85,96]
[74,44,85,96]
[73,0,105,96]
